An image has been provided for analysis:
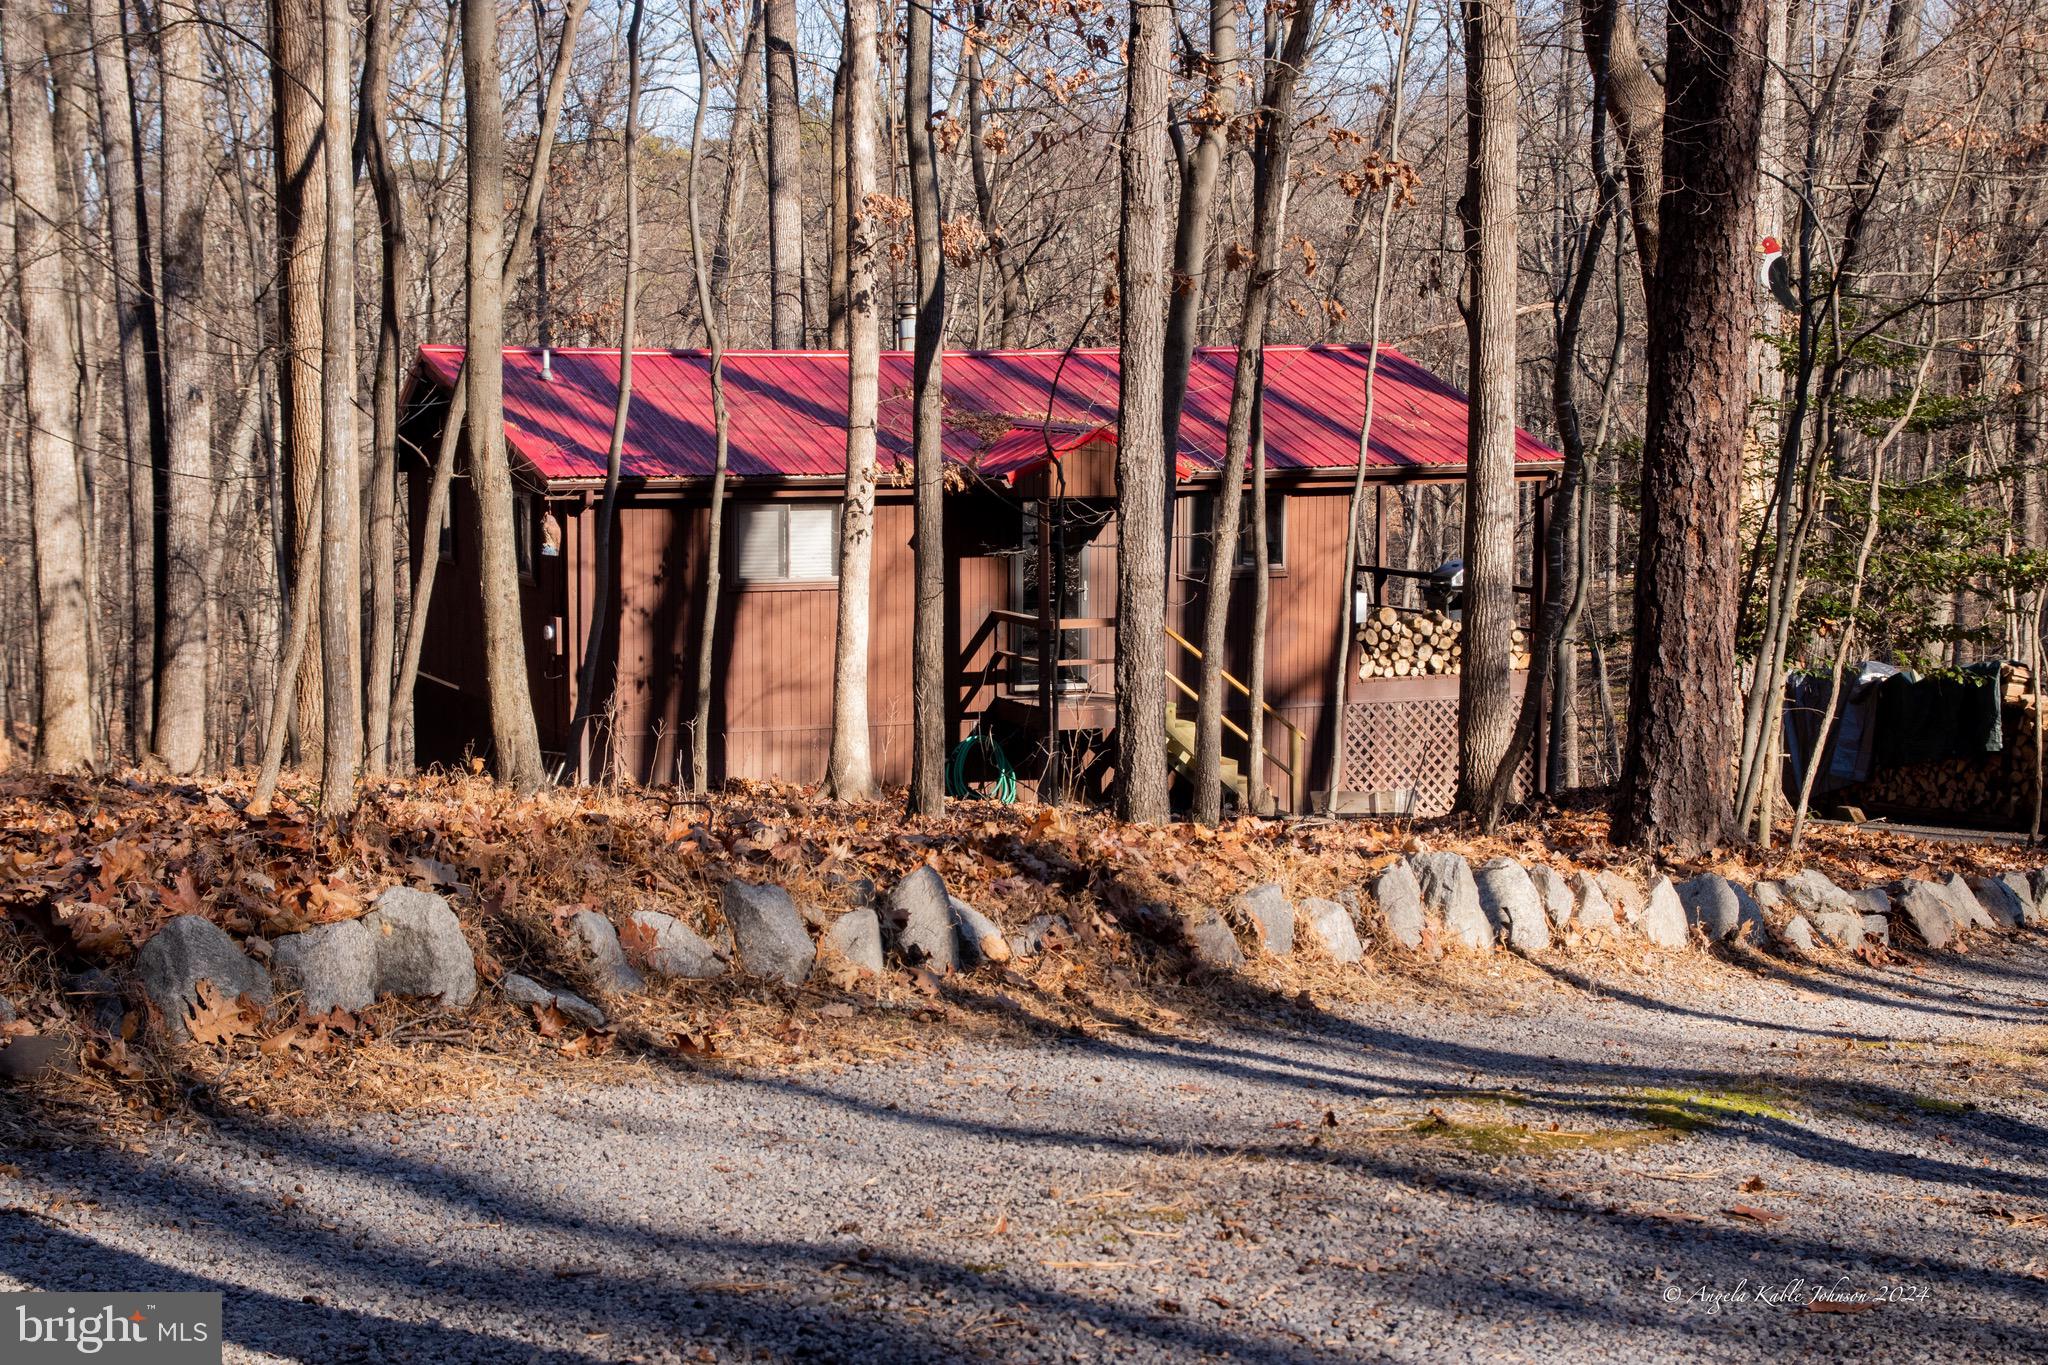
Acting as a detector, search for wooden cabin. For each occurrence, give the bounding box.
[399,343,1560,813]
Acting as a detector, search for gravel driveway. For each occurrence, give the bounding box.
[3,937,2046,1363]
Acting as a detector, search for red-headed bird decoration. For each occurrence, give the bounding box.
[1758,236,1801,311]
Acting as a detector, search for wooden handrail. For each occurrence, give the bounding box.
[1162,625,1307,813]
[1163,626,1307,748]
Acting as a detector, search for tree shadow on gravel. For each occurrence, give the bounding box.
[5,1064,2044,1364]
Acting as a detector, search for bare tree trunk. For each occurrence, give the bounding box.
[963,3,1017,348]
[152,0,214,774]
[273,0,327,769]
[827,59,849,348]
[686,0,734,793]
[360,0,407,776]
[389,0,586,765]
[1193,1,1313,823]
[827,0,879,800]
[1113,0,1172,823]
[1161,0,1236,483]
[905,0,946,815]
[86,0,159,762]
[314,0,360,813]
[763,0,803,348]
[1456,0,1519,825]
[1325,0,1421,798]
[1614,0,1765,852]
[462,0,545,791]
[1582,0,1661,290]
[569,0,644,780]
[706,0,763,309]
[6,0,93,771]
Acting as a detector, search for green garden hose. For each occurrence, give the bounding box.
[947,727,1018,804]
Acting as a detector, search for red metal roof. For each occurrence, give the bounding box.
[410,343,1559,484]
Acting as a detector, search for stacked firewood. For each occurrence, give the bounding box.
[1832,664,2043,825]
[1355,606,1530,679]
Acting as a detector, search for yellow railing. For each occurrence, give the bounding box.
[1164,625,1306,815]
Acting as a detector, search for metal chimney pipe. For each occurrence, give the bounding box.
[896,301,916,350]
[540,347,553,381]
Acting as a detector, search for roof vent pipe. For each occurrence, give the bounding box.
[896,301,916,351]
[540,347,553,381]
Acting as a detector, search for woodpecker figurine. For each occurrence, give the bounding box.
[1758,236,1801,311]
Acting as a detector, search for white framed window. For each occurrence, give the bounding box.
[733,502,840,583]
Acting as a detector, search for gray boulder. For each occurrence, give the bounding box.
[1184,909,1245,970]
[627,910,727,980]
[1862,914,1892,949]
[500,973,605,1029]
[1528,866,1575,929]
[570,911,647,993]
[1992,871,2042,927]
[1778,915,1818,958]
[1939,874,1999,933]
[1891,880,1957,950]
[2033,869,2048,923]
[1968,876,2026,932]
[1234,883,1295,956]
[1640,878,1689,949]
[949,897,1012,967]
[1373,862,1427,951]
[1848,887,1892,917]
[1409,852,1491,952]
[1811,911,1867,951]
[136,915,272,1039]
[887,867,959,973]
[65,968,126,1033]
[1782,868,1857,916]
[1677,874,1765,944]
[1300,898,1363,964]
[1751,880,1787,913]
[271,919,376,1016]
[1475,859,1550,952]
[362,888,477,1007]
[718,881,816,985]
[1569,872,1616,934]
[1594,871,1646,928]
[821,908,885,975]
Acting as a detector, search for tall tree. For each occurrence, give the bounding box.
[569,0,644,778]
[1113,0,1173,823]
[1455,0,1520,823]
[359,0,409,775]
[273,0,327,769]
[317,0,360,812]
[85,0,158,760]
[6,0,93,771]
[387,0,587,765]
[905,0,946,815]
[763,0,803,347]
[1160,0,1236,510]
[462,0,547,791]
[826,0,879,800]
[1190,0,1314,823]
[686,0,739,793]
[1614,0,1766,851]
[152,0,214,774]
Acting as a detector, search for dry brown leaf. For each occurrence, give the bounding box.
[184,980,260,1046]
[1723,1204,1785,1226]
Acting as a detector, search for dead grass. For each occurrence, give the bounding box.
[0,769,2038,1137]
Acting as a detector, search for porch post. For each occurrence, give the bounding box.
[1037,497,1057,799]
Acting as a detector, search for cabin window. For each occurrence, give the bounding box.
[514,490,536,579]
[733,502,840,583]
[1193,492,1286,574]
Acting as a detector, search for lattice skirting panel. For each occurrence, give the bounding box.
[1340,676,1533,817]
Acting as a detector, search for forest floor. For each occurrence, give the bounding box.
[0,773,2045,1360]
[0,926,2044,1362]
